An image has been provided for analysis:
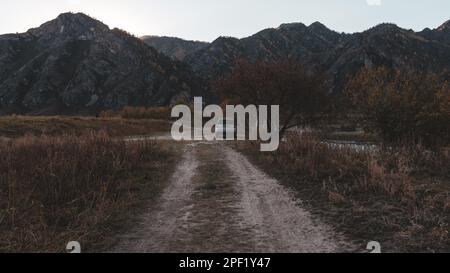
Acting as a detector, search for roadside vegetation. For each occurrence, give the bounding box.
[100,106,171,120]
[0,132,178,252]
[237,133,449,252]
[346,67,450,147]
[229,62,450,252]
[0,115,170,139]
[0,111,176,252]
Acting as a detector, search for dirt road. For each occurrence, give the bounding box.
[113,142,354,253]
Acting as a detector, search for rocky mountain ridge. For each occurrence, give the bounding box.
[1,13,449,115]
[146,20,450,94]
[0,13,205,115]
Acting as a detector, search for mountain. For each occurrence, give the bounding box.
[323,23,450,91]
[2,14,450,115]
[141,36,208,61]
[184,22,350,81]
[437,20,450,31]
[0,13,205,115]
[179,21,450,93]
[420,20,450,45]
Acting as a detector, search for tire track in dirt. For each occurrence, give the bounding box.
[112,144,199,252]
[113,142,354,253]
[224,146,354,253]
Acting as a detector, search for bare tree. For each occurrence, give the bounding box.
[214,59,330,137]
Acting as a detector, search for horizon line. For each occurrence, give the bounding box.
[2,11,449,43]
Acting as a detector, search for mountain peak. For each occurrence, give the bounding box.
[57,12,92,21]
[308,21,338,35]
[0,12,203,114]
[27,12,109,40]
[213,36,240,44]
[366,23,402,35]
[309,21,328,30]
[437,20,450,31]
[55,12,109,31]
[278,22,307,31]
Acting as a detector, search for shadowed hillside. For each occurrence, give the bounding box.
[0,13,206,115]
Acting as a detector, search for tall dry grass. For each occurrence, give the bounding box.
[0,116,171,139]
[0,132,172,252]
[237,132,450,252]
[101,106,170,120]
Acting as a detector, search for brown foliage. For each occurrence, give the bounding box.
[345,67,450,146]
[213,59,330,136]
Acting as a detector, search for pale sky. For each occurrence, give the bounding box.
[0,0,449,42]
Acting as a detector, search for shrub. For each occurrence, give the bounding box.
[345,67,450,146]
